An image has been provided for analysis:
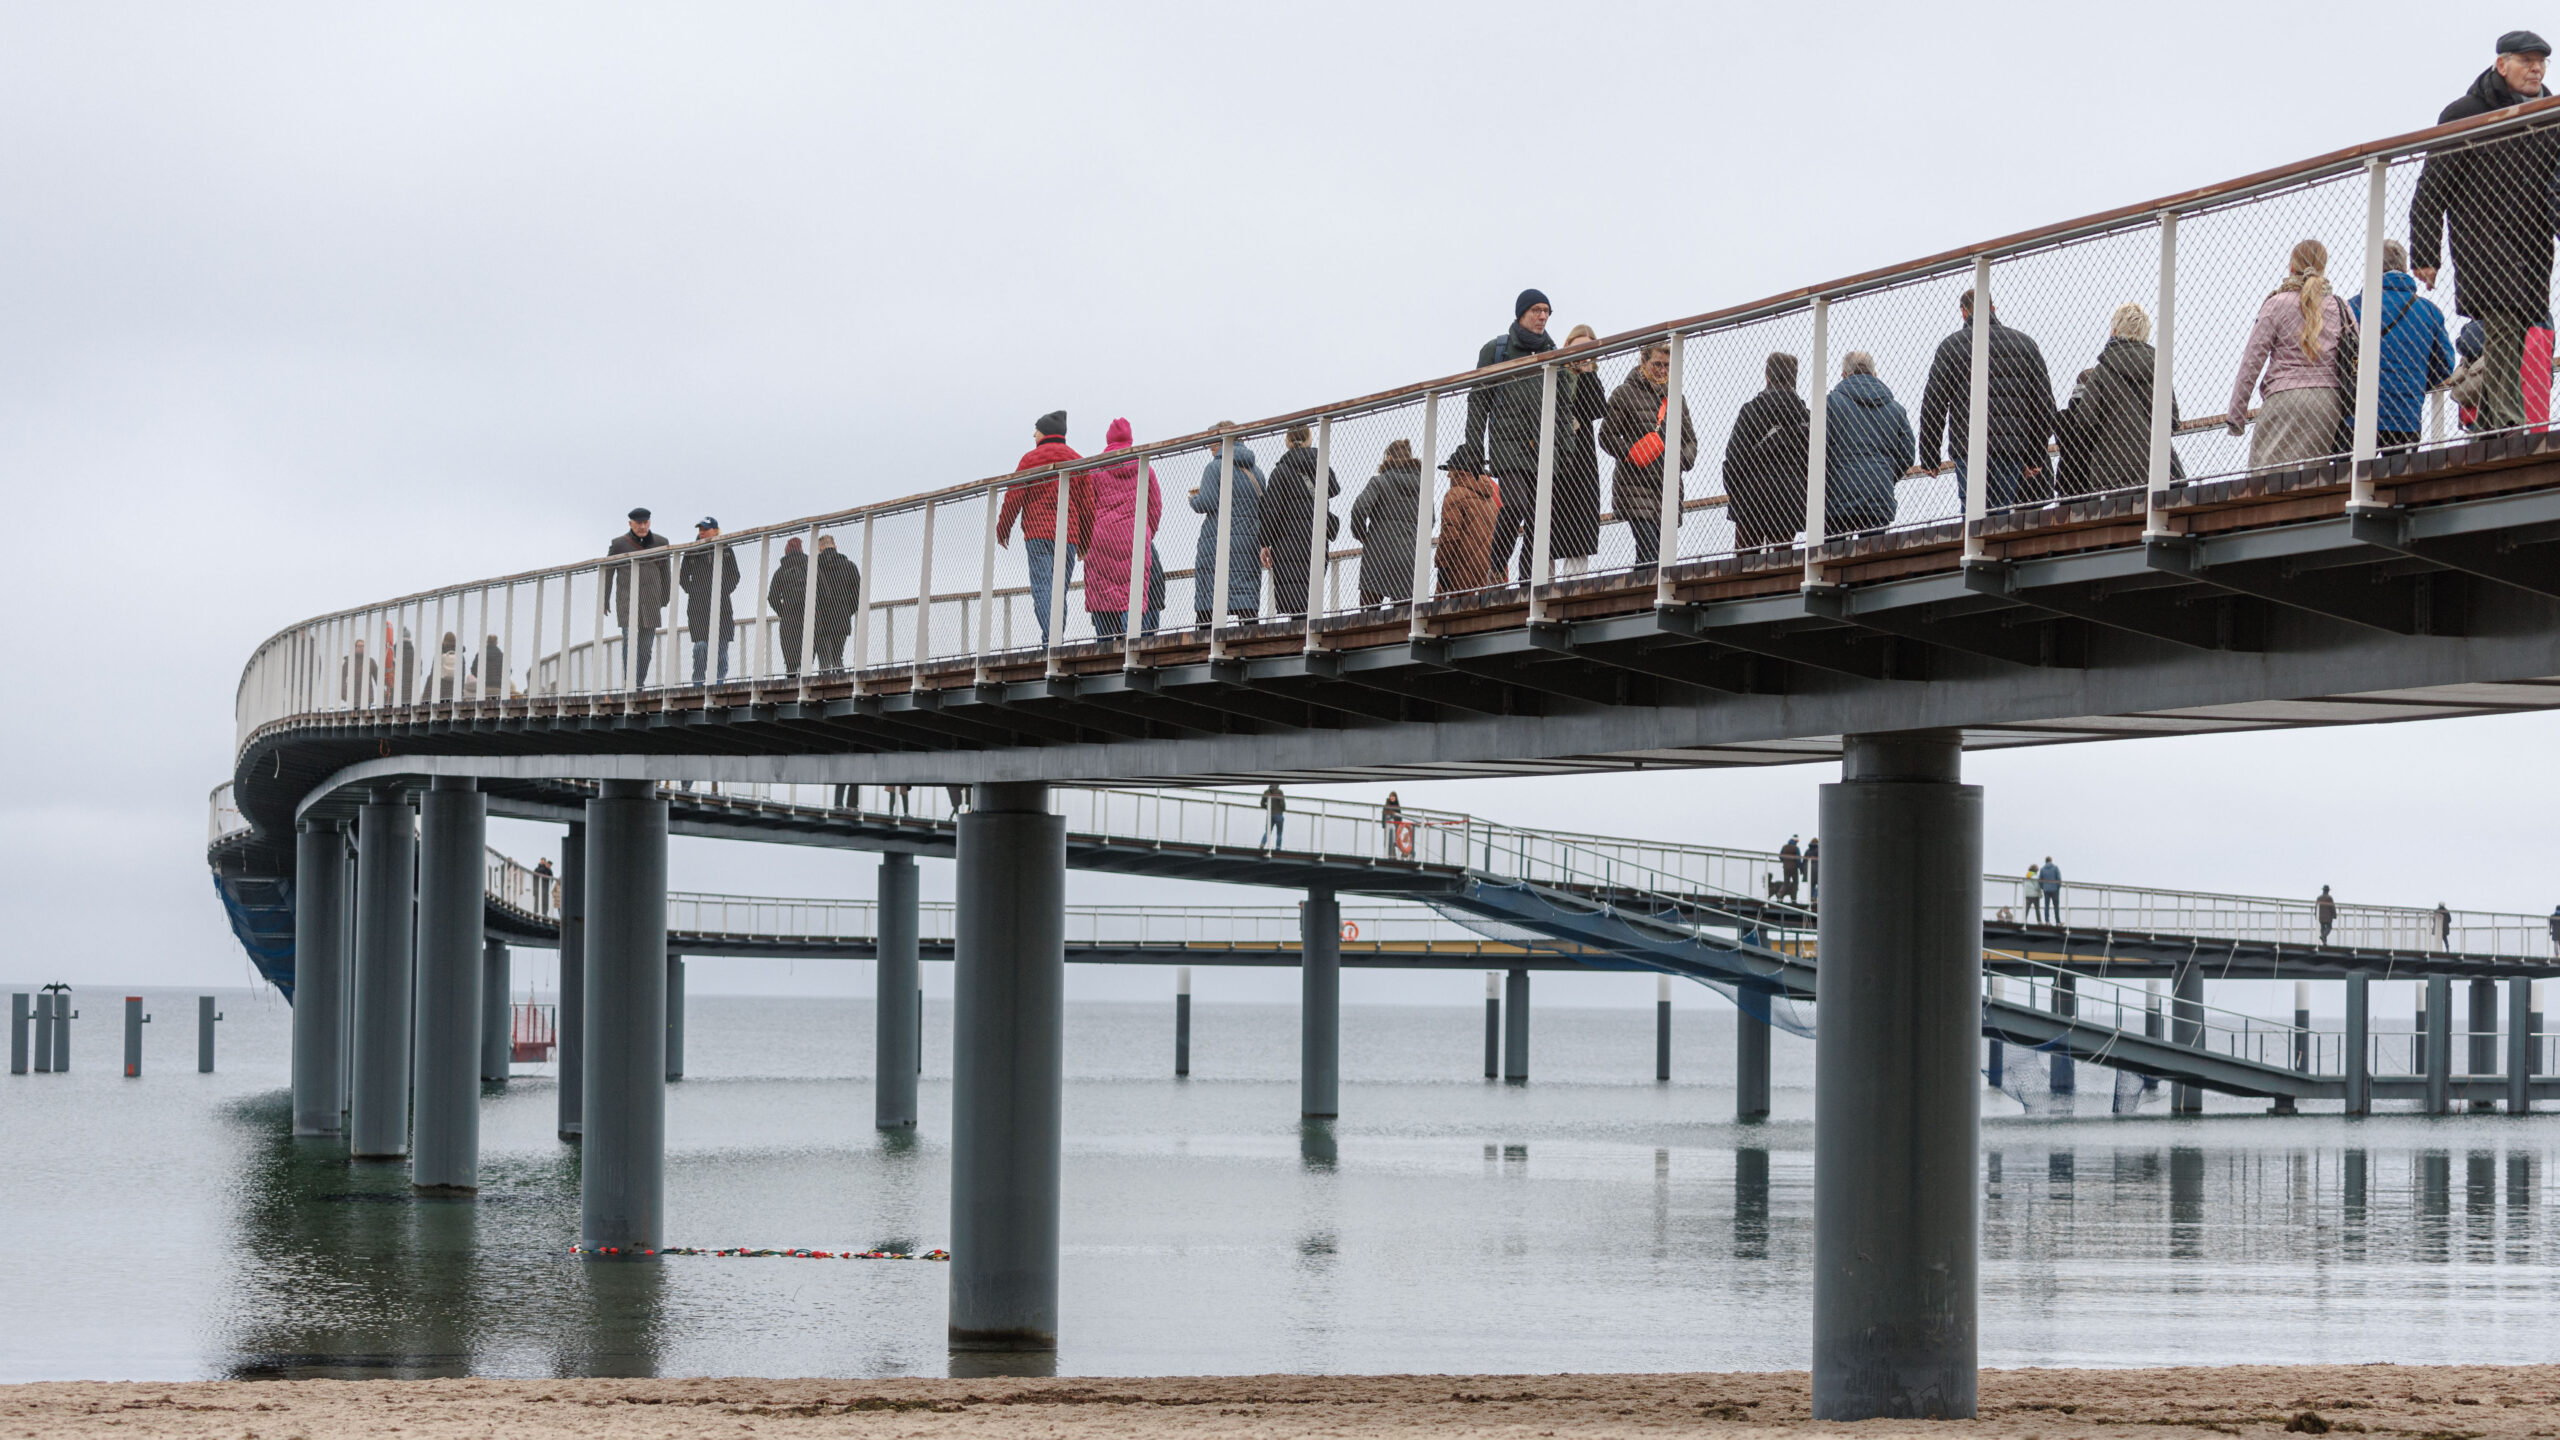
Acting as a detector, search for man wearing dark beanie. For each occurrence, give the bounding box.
[1466,288,1559,582]
[1000,409,1090,643]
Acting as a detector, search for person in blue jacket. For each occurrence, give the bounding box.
[1190,425,1267,626]
[2348,240,2457,448]
[1824,352,1914,536]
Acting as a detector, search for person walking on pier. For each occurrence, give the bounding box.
[1468,289,1559,581]
[2056,303,2184,495]
[2410,30,2560,435]
[998,411,1089,645]
[1823,353,1912,535]
[1257,425,1339,617]
[1260,784,1287,851]
[1601,341,1701,567]
[2347,241,2457,450]
[813,535,861,669]
[680,518,742,686]
[2227,239,2351,469]
[1084,418,1162,638]
[1190,424,1266,625]
[2037,857,2062,924]
[1803,836,1820,904]
[1435,443,1503,595]
[1777,836,1802,902]
[1544,324,1610,578]
[1349,440,1424,605]
[768,537,810,676]
[1380,791,1405,856]
[2316,885,2338,945]
[2433,902,2453,952]
[469,632,506,700]
[533,857,555,916]
[1918,289,2059,508]
[1721,353,1809,553]
[2548,904,2559,957]
[607,507,671,690]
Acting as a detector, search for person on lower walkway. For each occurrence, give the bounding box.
[888,784,911,817]
[1803,836,1819,904]
[2434,902,2453,952]
[947,785,969,815]
[1918,288,2059,509]
[832,783,859,811]
[2410,30,2560,434]
[2037,857,2062,924]
[533,857,555,915]
[2227,239,2350,470]
[607,507,671,690]
[999,410,1090,645]
[1260,783,1286,851]
[2316,884,2338,946]
[680,517,741,686]
[2548,903,2559,957]
[1777,836,1801,902]
[1380,791,1404,855]
[767,537,810,675]
[814,535,861,669]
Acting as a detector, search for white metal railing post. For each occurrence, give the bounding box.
[2351,156,2389,506]
[661,549,680,709]
[1210,434,1238,659]
[1963,252,1992,558]
[1047,461,1075,666]
[589,560,607,700]
[1653,330,1687,604]
[1527,364,1560,623]
[844,513,872,690]
[1803,297,1831,588]
[977,482,1001,679]
[1124,435,1149,665]
[1409,393,1440,639]
[1302,415,1333,650]
[751,534,771,702]
[2145,209,2180,538]
[913,501,937,682]
[798,520,820,692]
[2427,387,2446,444]
[498,581,514,704]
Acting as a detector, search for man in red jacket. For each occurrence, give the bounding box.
[998,410,1093,643]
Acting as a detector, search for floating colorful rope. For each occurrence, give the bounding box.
[572,1245,948,1260]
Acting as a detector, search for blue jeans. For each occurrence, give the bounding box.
[690,625,732,685]
[1261,813,1284,849]
[1958,453,2050,510]
[1026,539,1077,643]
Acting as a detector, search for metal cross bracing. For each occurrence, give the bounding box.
[226,98,2560,809]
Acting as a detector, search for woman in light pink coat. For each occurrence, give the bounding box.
[1083,416,1163,637]
[2227,238,2351,470]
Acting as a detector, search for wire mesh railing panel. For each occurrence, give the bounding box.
[1977,220,2168,513]
[1814,276,1962,540]
[1559,344,1647,581]
[1677,311,1817,567]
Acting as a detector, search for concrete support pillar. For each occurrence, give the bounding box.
[581,780,669,1252]
[948,782,1065,1352]
[1736,991,1771,1120]
[50,990,71,1070]
[2170,962,2204,1114]
[1655,974,1672,1082]
[411,776,486,1193]
[122,996,145,1077]
[1302,886,1340,1120]
[480,940,511,1084]
[1503,967,1530,1082]
[9,993,26,1074]
[2049,973,2076,1095]
[557,823,586,1142]
[1811,730,1981,1421]
[291,819,349,1136]
[2508,975,2532,1116]
[1483,972,1499,1079]
[199,996,219,1074]
[2344,973,2371,1116]
[2424,975,2453,1116]
[1174,967,1192,1077]
[2468,977,2499,1110]
[876,852,920,1127]
[664,951,686,1082]
[32,992,52,1073]
[350,786,416,1161]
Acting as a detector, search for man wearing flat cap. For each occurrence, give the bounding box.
[606,505,671,689]
[2410,30,2560,433]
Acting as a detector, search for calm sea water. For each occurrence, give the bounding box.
[3,986,2556,1381]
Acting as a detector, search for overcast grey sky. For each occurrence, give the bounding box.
[5,2,2553,1016]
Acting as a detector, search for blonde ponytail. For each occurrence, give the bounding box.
[2284,239,2331,361]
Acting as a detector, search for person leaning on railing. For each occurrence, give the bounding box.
[768,536,810,675]
[1433,442,1503,594]
[1189,423,1266,625]
[1545,323,1610,578]
[1720,352,1809,554]
[2226,240,2351,469]
[2409,29,2560,435]
[1824,351,1912,536]
[1600,341,1700,566]
[1917,288,2059,508]
[679,517,742,686]
[2346,241,2456,450]
[1084,418,1162,638]
[997,410,1091,645]
[812,535,860,668]
[1256,425,1339,616]
[1349,439,1423,605]
[2056,304,2183,496]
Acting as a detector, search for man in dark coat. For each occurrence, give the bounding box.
[679,517,743,685]
[1916,292,2060,509]
[1466,289,1559,582]
[767,537,811,676]
[813,534,862,669]
[2410,30,2560,432]
[1720,353,1810,553]
[606,506,671,689]
[1256,427,1340,616]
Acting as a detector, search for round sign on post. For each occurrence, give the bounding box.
[1340,920,1359,942]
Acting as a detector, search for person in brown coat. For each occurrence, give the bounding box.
[1599,342,1701,567]
[1434,442,1504,595]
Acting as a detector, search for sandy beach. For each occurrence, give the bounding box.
[4,1365,2556,1439]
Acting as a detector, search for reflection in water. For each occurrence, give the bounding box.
[2168,1147,2204,1260]
[2419,1150,2452,1263]
[2466,1151,2498,1261]
[2509,1153,2536,1257]
[1733,1148,1769,1261]
[949,1349,1057,1379]
[556,1259,665,1379]
[1298,1120,1337,1171]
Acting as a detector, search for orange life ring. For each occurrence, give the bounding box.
[1394,820,1415,853]
[1340,920,1360,942]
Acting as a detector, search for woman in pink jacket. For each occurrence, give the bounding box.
[1084,416,1163,637]
[2228,239,2351,469]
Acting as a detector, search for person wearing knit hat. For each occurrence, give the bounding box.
[1000,409,1091,643]
[1467,289,1560,583]
[1036,410,1068,438]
